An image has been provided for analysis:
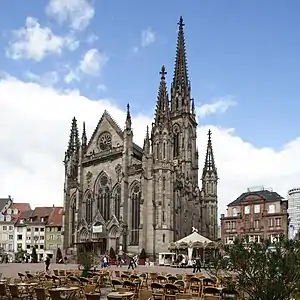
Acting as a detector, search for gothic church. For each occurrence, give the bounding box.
[63,17,218,257]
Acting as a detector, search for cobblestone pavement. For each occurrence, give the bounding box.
[0,263,205,278]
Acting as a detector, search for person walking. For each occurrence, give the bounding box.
[117,255,122,267]
[45,255,50,272]
[128,256,135,270]
[193,257,201,273]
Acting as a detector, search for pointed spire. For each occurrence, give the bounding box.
[143,125,150,154]
[66,117,80,157]
[126,103,132,130]
[202,129,217,179]
[82,121,87,146]
[154,65,170,126]
[172,16,189,93]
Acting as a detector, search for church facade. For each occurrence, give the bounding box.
[62,17,218,258]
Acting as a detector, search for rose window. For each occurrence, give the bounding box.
[99,133,112,150]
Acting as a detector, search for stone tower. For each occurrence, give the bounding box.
[201,129,218,240]
[150,65,174,251]
[63,117,80,250]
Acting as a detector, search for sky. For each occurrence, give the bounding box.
[0,0,300,216]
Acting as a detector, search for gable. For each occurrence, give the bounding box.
[86,111,124,155]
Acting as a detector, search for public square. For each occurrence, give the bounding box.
[0,263,201,279]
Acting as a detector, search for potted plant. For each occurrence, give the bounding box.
[139,248,147,265]
[77,252,96,278]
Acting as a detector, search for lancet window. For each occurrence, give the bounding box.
[71,197,76,245]
[173,125,180,158]
[97,173,110,221]
[131,183,141,245]
[114,185,121,220]
[85,192,93,224]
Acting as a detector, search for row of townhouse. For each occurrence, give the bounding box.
[0,196,63,261]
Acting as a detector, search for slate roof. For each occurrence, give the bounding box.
[0,198,10,212]
[228,190,284,207]
[47,207,63,227]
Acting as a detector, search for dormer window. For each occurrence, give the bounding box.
[6,215,11,221]
[41,217,44,222]
[20,219,24,224]
[7,209,11,215]
[14,209,18,215]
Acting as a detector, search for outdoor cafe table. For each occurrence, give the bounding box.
[51,286,80,300]
[107,291,134,299]
[17,282,38,299]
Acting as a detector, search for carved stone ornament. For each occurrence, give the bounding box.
[86,171,93,181]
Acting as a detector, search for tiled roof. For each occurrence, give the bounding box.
[10,203,31,213]
[15,210,33,226]
[47,207,63,227]
[228,190,284,207]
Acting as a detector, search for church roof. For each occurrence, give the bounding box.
[175,231,213,244]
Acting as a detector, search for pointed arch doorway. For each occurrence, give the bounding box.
[108,225,120,254]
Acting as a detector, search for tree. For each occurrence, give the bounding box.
[31,246,38,263]
[109,247,116,260]
[56,247,63,264]
[207,237,300,300]
[77,252,97,277]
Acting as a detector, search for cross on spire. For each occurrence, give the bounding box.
[178,16,185,27]
[160,65,167,79]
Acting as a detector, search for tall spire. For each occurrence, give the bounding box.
[154,65,170,126]
[126,103,132,130]
[82,121,87,146]
[143,125,150,154]
[66,117,80,157]
[202,129,217,179]
[172,16,189,93]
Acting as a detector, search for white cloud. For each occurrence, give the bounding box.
[79,48,108,76]
[46,0,95,31]
[197,96,237,118]
[134,28,156,53]
[6,17,79,61]
[64,48,108,83]
[86,33,99,44]
[0,77,300,216]
[24,71,59,87]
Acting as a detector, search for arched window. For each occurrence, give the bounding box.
[114,185,121,220]
[70,198,76,245]
[163,142,166,159]
[163,234,165,243]
[85,192,93,224]
[131,183,141,245]
[97,173,111,221]
[173,126,180,158]
[156,143,159,160]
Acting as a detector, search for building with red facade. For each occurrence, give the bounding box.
[221,187,289,244]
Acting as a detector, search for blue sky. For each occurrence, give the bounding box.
[1,0,299,149]
[1,0,300,212]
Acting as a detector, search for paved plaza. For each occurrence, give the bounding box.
[0,263,201,278]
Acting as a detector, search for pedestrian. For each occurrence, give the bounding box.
[128,256,135,270]
[45,255,50,272]
[117,255,122,267]
[193,258,201,273]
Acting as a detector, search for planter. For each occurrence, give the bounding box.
[139,258,145,265]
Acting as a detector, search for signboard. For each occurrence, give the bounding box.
[93,225,103,233]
